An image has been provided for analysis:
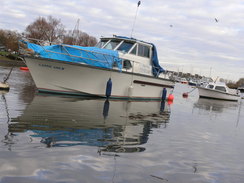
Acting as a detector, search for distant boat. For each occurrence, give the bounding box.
[180,78,188,84]
[188,79,198,86]
[20,35,174,100]
[197,82,240,101]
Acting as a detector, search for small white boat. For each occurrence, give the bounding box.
[197,82,240,101]
[20,35,174,100]
[188,79,197,86]
[180,78,188,84]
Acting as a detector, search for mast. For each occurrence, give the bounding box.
[130,1,141,38]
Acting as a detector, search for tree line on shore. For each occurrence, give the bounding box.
[226,78,244,89]
[0,16,97,52]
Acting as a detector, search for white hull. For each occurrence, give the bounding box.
[25,57,174,100]
[197,87,239,101]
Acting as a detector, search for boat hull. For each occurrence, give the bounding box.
[25,57,174,100]
[197,87,239,101]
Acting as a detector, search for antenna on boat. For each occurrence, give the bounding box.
[130,1,141,38]
[214,76,219,83]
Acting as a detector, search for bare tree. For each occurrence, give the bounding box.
[78,32,97,47]
[0,29,20,51]
[236,78,244,87]
[25,16,65,43]
[63,30,97,46]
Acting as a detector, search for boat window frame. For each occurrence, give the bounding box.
[127,42,152,58]
[116,40,135,53]
[128,43,137,55]
[123,59,132,70]
[207,84,214,89]
[96,39,109,48]
[214,86,227,92]
[138,44,150,58]
[114,40,124,51]
[98,38,152,59]
[102,39,111,49]
[103,39,122,50]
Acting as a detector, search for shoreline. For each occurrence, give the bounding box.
[0,56,26,67]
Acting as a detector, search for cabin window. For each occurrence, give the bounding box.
[123,59,132,69]
[130,45,137,55]
[117,42,134,53]
[96,40,108,48]
[138,44,150,58]
[104,40,121,50]
[215,86,226,92]
[207,85,214,89]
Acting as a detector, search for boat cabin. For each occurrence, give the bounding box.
[96,36,152,58]
[96,36,155,75]
[206,83,227,92]
[205,82,238,95]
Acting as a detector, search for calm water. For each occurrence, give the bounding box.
[0,66,244,183]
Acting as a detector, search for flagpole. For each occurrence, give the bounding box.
[130,1,141,38]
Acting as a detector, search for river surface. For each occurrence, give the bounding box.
[0,65,244,183]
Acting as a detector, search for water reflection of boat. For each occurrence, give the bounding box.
[11,95,170,153]
[194,98,238,113]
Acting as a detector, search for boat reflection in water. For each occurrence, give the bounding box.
[194,98,239,113]
[10,95,171,153]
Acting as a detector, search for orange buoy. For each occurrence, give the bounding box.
[167,94,174,101]
[20,67,29,71]
[182,93,188,98]
[167,100,173,105]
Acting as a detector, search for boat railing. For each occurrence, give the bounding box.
[19,38,120,66]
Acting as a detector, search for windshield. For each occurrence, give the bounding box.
[96,40,108,48]
[104,40,121,50]
[117,41,134,53]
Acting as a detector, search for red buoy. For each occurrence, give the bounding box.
[167,100,173,105]
[20,67,29,71]
[167,94,174,101]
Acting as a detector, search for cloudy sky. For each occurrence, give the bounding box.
[1,0,244,81]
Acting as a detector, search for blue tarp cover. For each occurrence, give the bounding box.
[23,41,122,70]
[151,43,165,77]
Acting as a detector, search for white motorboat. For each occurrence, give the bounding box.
[197,82,240,101]
[20,35,174,100]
